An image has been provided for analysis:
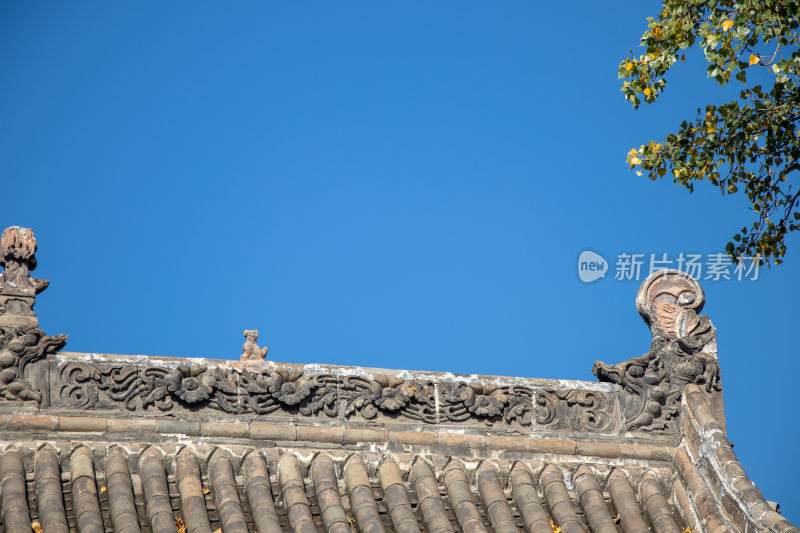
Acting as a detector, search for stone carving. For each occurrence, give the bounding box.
[0,227,67,404]
[340,376,437,422]
[165,365,217,403]
[535,389,616,433]
[0,325,66,402]
[593,270,721,432]
[53,357,617,432]
[439,382,534,425]
[0,227,51,327]
[241,330,268,361]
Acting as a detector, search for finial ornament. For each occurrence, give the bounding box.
[636,269,706,341]
[0,227,50,326]
[593,270,722,432]
[241,329,268,361]
[0,227,67,404]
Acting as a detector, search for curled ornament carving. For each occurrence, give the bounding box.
[593,270,722,432]
[0,325,66,403]
[439,382,534,426]
[56,361,442,423]
[55,356,619,432]
[534,389,615,432]
[0,227,67,405]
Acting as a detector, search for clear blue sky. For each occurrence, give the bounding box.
[2,1,797,522]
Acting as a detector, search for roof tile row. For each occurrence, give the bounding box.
[0,445,683,533]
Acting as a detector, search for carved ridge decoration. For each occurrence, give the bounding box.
[0,227,68,406]
[54,359,620,432]
[0,325,66,402]
[53,354,620,434]
[536,389,615,433]
[593,269,722,433]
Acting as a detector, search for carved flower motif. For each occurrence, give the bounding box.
[165,365,216,404]
[271,375,312,406]
[468,393,505,418]
[445,383,508,419]
[375,387,409,411]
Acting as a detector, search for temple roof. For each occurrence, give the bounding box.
[0,226,795,533]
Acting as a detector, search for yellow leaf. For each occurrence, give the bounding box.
[100,486,107,493]
[31,522,43,533]
[722,20,733,32]
[203,487,211,495]
[707,123,716,133]
[625,62,633,72]
[614,514,621,524]
[749,54,759,65]
[631,157,642,165]
[627,148,638,158]
[644,87,652,96]
[213,529,222,533]
[635,170,643,176]
[652,26,663,40]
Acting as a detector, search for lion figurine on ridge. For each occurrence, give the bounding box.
[241,329,268,361]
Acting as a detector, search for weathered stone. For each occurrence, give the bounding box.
[200,421,248,438]
[575,441,620,458]
[9,414,59,430]
[156,419,200,436]
[343,427,388,444]
[107,418,158,434]
[530,438,577,455]
[249,421,296,441]
[438,432,485,450]
[389,430,437,446]
[593,270,722,433]
[59,416,107,433]
[296,425,344,443]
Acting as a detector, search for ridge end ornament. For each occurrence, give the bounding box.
[0,227,67,404]
[593,269,723,433]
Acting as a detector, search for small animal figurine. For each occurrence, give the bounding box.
[241,329,268,361]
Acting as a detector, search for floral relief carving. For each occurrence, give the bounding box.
[439,382,534,426]
[341,375,435,421]
[165,365,216,404]
[54,358,618,432]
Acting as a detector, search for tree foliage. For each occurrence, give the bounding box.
[622,0,799,264]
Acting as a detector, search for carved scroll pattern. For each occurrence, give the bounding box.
[534,389,617,433]
[53,360,618,431]
[0,325,66,404]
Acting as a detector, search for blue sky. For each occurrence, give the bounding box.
[1,1,797,522]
